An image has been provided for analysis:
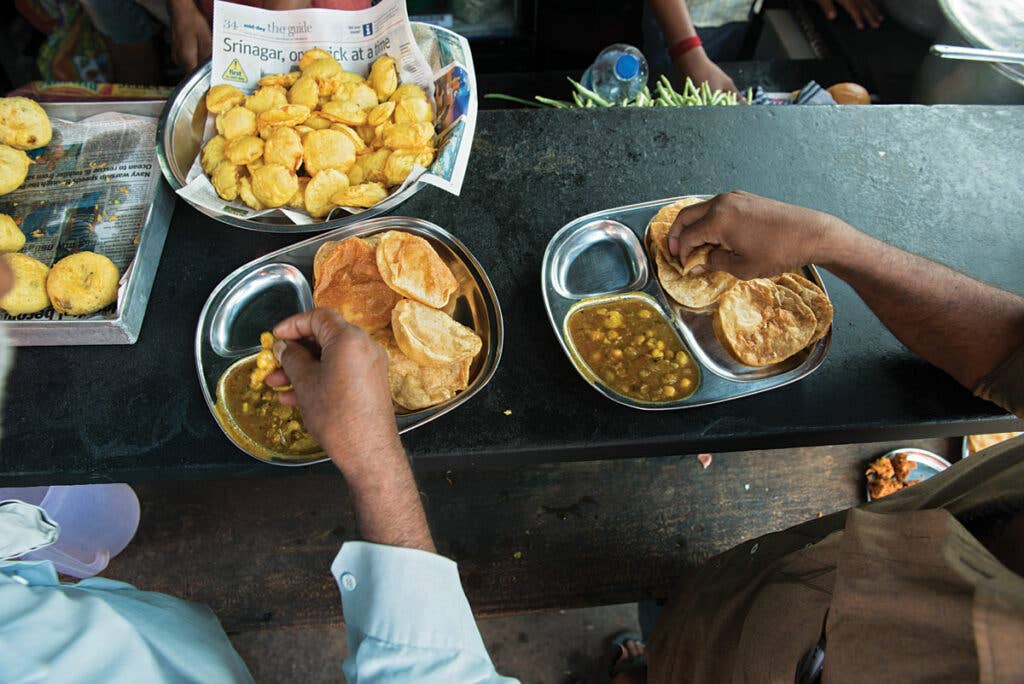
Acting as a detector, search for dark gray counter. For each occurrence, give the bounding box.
[3,106,1022,485]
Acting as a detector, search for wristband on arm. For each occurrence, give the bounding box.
[669,35,703,60]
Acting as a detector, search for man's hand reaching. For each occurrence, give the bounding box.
[667,190,844,279]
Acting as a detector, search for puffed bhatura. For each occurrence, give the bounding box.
[0,213,25,253]
[0,253,49,315]
[373,328,472,411]
[375,230,458,308]
[392,298,482,366]
[313,237,400,332]
[46,251,120,316]
[716,278,816,367]
[0,144,32,195]
[0,97,52,150]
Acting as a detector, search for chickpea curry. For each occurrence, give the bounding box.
[567,298,698,403]
[218,333,320,457]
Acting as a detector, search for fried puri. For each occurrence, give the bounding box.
[46,251,120,316]
[0,253,49,315]
[716,278,816,366]
[773,273,833,344]
[647,197,710,271]
[373,328,471,411]
[374,230,458,308]
[655,250,736,309]
[0,213,25,253]
[392,299,482,366]
[0,97,52,150]
[0,144,32,195]
[313,237,400,331]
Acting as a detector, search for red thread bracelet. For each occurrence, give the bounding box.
[669,35,703,60]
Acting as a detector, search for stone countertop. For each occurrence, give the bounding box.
[3,105,1022,485]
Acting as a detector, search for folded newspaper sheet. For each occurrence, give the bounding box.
[177,0,477,225]
[0,112,160,323]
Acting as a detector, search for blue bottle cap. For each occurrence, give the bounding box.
[614,54,640,80]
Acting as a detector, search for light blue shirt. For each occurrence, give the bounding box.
[0,543,515,683]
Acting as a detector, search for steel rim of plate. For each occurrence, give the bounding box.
[541,195,832,411]
[195,215,504,466]
[156,62,421,234]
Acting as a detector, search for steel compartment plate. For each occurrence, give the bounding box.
[196,216,503,465]
[542,196,832,410]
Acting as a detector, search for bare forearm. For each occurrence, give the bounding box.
[341,442,436,553]
[648,0,697,44]
[818,223,1024,388]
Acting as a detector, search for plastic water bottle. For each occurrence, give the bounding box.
[581,44,649,104]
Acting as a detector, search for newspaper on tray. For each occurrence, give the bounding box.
[177,0,477,225]
[0,112,160,322]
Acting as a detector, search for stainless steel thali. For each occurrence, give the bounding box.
[196,216,503,465]
[542,196,831,410]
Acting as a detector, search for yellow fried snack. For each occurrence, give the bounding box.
[0,253,50,315]
[211,161,241,201]
[373,328,471,411]
[382,121,434,150]
[302,57,345,96]
[346,163,365,186]
[245,85,288,114]
[46,251,120,316]
[0,213,25,253]
[655,250,736,309]
[389,83,428,103]
[312,237,400,332]
[258,72,301,88]
[224,135,264,165]
[288,74,320,109]
[392,299,480,367]
[319,100,367,127]
[304,169,349,218]
[263,126,303,172]
[393,97,432,124]
[355,148,390,184]
[333,82,379,110]
[329,123,366,153]
[205,84,246,114]
[0,143,32,195]
[304,114,333,130]
[256,105,310,138]
[332,181,388,208]
[0,97,52,150]
[374,230,458,308]
[251,164,299,208]
[369,55,398,101]
[299,48,333,70]
[367,101,396,127]
[302,129,356,175]
[200,135,227,175]
[774,273,833,344]
[384,148,433,187]
[216,106,257,140]
[716,278,817,366]
[287,177,309,211]
[237,175,263,211]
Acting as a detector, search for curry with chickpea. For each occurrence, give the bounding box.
[568,299,698,402]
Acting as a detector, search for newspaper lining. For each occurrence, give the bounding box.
[0,112,160,322]
[178,0,477,225]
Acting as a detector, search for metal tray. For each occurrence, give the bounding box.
[158,50,427,234]
[542,196,831,410]
[4,100,172,346]
[196,215,503,465]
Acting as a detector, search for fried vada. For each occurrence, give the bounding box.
[374,230,458,308]
[0,253,49,315]
[0,144,32,195]
[392,299,482,366]
[0,213,25,253]
[46,251,120,316]
[0,97,52,150]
